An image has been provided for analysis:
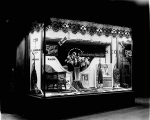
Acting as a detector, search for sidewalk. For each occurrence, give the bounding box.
[1,97,150,120]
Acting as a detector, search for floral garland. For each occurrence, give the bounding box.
[30,21,44,33]
[65,54,90,67]
[30,18,132,39]
[46,19,131,38]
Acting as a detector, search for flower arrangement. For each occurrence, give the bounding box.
[65,51,90,67]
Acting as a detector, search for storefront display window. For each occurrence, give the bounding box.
[16,18,132,97]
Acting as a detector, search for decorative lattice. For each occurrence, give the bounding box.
[30,18,132,39]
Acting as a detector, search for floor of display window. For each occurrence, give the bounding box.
[44,87,132,97]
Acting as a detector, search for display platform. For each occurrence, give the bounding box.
[43,87,132,97]
[21,90,135,120]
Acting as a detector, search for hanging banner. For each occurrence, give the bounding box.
[30,31,42,92]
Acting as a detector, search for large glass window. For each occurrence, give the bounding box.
[26,18,132,97]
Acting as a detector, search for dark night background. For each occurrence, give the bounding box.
[2,0,149,115]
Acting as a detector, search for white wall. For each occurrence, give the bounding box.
[46,29,111,43]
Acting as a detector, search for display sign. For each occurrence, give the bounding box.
[103,77,112,87]
[67,47,105,57]
[46,44,58,56]
[81,74,88,81]
[81,74,89,88]
[30,31,42,91]
[58,37,67,46]
[101,64,112,77]
[125,50,132,57]
[80,53,105,57]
